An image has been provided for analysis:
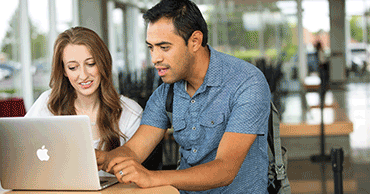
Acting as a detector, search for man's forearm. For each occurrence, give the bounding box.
[105,125,166,166]
[151,133,256,191]
[153,158,237,191]
[109,145,141,162]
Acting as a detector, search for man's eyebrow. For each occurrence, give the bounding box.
[146,41,172,46]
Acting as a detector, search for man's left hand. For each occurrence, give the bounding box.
[106,157,159,188]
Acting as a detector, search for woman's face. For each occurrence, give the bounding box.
[62,44,101,98]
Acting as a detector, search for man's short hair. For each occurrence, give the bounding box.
[143,0,208,47]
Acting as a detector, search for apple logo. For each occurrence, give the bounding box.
[36,145,50,161]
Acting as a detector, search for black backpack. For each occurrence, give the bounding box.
[165,83,291,193]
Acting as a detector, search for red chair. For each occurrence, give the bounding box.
[0,98,26,117]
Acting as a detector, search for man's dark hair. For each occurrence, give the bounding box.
[143,0,208,47]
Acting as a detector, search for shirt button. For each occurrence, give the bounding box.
[192,127,196,130]
[191,100,195,103]
[211,121,214,125]
[193,149,197,153]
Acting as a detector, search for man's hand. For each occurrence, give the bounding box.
[106,157,162,188]
[95,146,141,173]
[94,125,166,179]
[95,149,108,171]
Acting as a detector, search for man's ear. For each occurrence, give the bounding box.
[188,30,203,52]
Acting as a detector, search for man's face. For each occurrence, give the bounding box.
[146,18,193,84]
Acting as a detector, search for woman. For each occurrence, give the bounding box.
[26,27,142,158]
[315,41,326,69]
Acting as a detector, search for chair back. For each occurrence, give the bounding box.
[0,98,26,117]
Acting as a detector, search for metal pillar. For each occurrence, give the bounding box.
[297,0,307,82]
[107,0,119,90]
[108,0,116,68]
[72,0,79,26]
[345,16,351,69]
[275,13,282,57]
[19,0,33,111]
[329,0,346,84]
[125,5,139,72]
[220,0,229,51]
[78,0,104,40]
[211,0,219,48]
[48,0,57,73]
[258,1,265,57]
[363,0,368,46]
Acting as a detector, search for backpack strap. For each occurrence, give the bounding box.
[271,102,291,193]
[271,102,285,180]
[166,83,174,125]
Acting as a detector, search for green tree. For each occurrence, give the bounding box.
[280,22,296,61]
[350,15,363,42]
[206,2,296,62]
[1,7,47,62]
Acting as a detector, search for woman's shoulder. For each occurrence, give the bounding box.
[39,89,52,99]
[32,89,52,105]
[119,95,143,116]
[25,89,53,117]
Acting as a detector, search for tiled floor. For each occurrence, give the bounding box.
[280,72,370,193]
[288,157,370,194]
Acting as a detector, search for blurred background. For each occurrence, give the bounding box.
[1,0,369,107]
[1,0,370,193]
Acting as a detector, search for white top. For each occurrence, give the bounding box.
[318,49,326,64]
[25,89,143,177]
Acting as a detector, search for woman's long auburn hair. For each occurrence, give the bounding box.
[48,26,124,151]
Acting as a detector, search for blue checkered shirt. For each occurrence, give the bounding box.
[141,45,271,193]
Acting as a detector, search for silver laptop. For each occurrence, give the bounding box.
[0,115,118,191]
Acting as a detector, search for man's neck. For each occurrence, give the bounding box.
[185,46,210,98]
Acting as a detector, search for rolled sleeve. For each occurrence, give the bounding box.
[226,73,271,135]
[140,84,170,130]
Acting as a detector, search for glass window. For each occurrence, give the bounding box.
[28,0,50,100]
[56,0,73,33]
[28,0,73,100]
[0,0,20,98]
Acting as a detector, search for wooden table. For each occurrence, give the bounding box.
[280,105,353,137]
[280,76,353,159]
[282,75,353,138]
[0,183,179,194]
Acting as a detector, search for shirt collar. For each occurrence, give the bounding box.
[203,45,222,87]
[174,45,222,95]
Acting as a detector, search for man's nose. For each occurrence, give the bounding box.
[151,49,163,65]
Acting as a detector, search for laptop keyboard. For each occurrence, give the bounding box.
[100,180,111,188]
[100,180,108,184]
[99,177,118,189]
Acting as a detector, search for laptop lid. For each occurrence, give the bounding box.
[0,115,117,190]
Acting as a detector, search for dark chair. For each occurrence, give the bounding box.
[119,70,164,170]
[142,139,164,170]
[0,98,26,117]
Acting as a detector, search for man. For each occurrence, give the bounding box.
[96,0,271,193]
